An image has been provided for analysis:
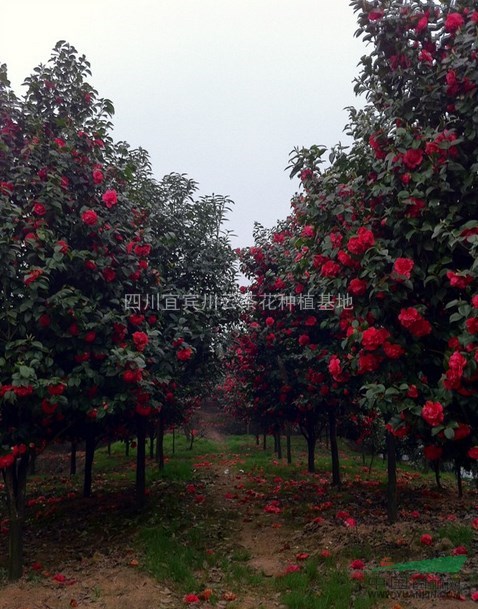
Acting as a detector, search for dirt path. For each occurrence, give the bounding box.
[0,439,477,608]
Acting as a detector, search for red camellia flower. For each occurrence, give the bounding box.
[102,189,118,208]
[415,13,429,33]
[298,334,310,347]
[383,342,405,359]
[129,314,144,326]
[102,268,116,283]
[454,423,471,441]
[132,331,149,352]
[368,9,383,21]
[420,533,433,546]
[445,12,465,33]
[56,240,69,253]
[361,327,390,351]
[41,399,57,415]
[24,269,44,286]
[122,369,142,383]
[81,210,98,225]
[13,385,33,398]
[350,559,365,570]
[402,148,423,170]
[447,271,473,289]
[183,594,201,604]
[357,351,382,374]
[177,347,193,361]
[135,404,152,417]
[423,445,443,461]
[421,401,444,427]
[348,278,367,296]
[265,316,274,327]
[134,244,152,257]
[0,453,15,469]
[84,331,96,343]
[33,202,46,216]
[320,260,341,277]
[39,313,51,328]
[347,227,375,256]
[468,447,478,460]
[328,355,342,381]
[47,383,65,396]
[393,258,414,279]
[92,169,104,184]
[466,318,478,334]
[398,307,432,337]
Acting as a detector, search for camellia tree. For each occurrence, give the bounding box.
[230,217,353,477]
[0,42,165,578]
[288,0,478,520]
[125,168,240,471]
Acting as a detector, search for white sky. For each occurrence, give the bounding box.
[1,0,367,249]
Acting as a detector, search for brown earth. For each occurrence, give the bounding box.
[0,439,477,609]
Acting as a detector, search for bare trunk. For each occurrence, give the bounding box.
[70,441,77,476]
[4,453,30,580]
[136,416,147,509]
[155,412,165,470]
[386,431,398,524]
[329,410,341,487]
[83,431,95,498]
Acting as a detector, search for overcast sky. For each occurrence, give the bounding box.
[1,0,367,249]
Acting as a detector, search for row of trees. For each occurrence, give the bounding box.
[220,0,478,522]
[0,42,239,579]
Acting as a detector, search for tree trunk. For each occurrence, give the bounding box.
[276,432,282,459]
[329,410,341,487]
[149,430,155,460]
[155,412,165,471]
[286,432,292,465]
[434,461,442,489]
[4,453,30,580]
[125,440,130,457]
[172,426,175,455]
[83,431,96,498]
[386,431,398,524]
[70,441,77,476]
[455,460,463,498]
[262,433,267,451]
[136,416,146,509]
[255,433,260,446]
[306,434,316,473]
[29,452,36,475]
[107,441,111,456]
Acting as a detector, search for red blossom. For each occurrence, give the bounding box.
[33,202,46,216]
[102,189,118,208]
[402,148,423,170]
[348,278,367,296]
[132,331,149,352]
[361,327,390,351]
[420,534,433,546]
[393,258,414,279]
[421,401,444,427]
[423,445,443,461]
[445,12,465,33]
[81,210,98,226]
[92,169,104,184]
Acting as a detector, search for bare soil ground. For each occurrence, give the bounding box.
[0,439,477,609]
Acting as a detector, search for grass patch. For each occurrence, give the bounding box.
[277,565,379,609]
[437,523,474,547]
